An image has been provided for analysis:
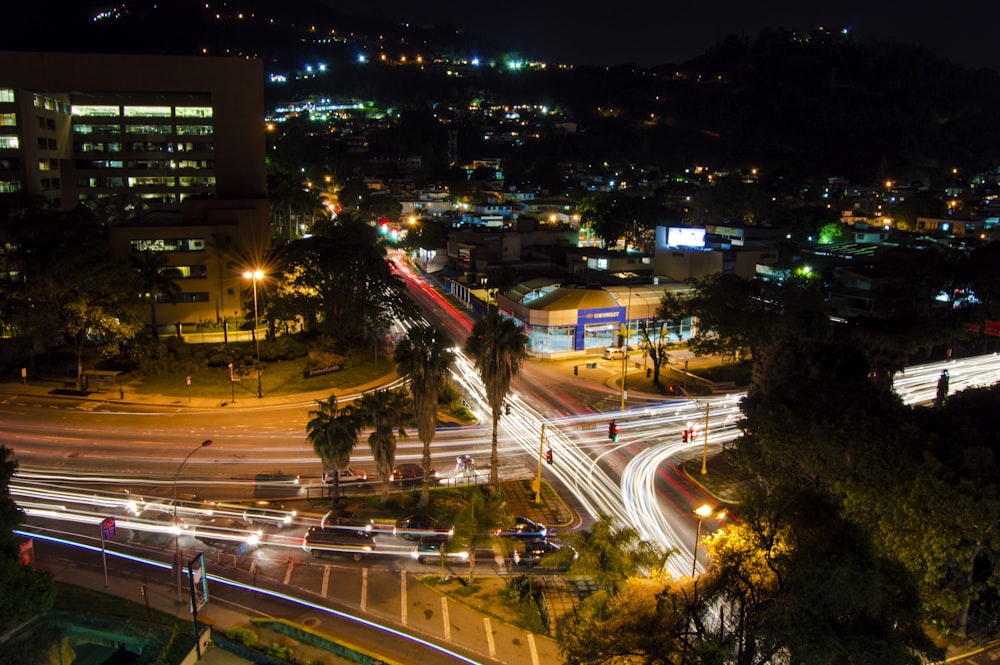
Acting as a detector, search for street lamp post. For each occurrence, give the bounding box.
[243,270,264,398]
[174,440,212,604]
[691,504,726,577]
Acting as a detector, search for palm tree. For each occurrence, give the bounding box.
[358,388,410,502]
[394,325,455,508]
[559,515,671,596]
[306,395,361,506]
[452,487,509,584]
[130,249,182,339]
[464,312,528,493]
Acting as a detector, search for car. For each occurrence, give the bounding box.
[194,517,262,549]
[497,516,548,541]
[321,510,374,534]
[513,540,567,567]
[252,472,300,499]
[391,463,436,484]
[241,500,297,529]
[394,515,453,542]
[302,526,376,561]
[128,509,183,545]
[323,467,367,484]
[412,540,471,565]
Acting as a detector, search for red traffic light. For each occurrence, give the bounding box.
[544,449,553,464]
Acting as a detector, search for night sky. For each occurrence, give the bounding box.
[327,1,1000,71]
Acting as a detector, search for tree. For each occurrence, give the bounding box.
[703,486,941,665]
[130,249,182,339]
[0,446,55,630]
[394,326,455,508]
[640,290,689,386]
[358,389,410,502]
[557,577,693,665]
[464,312,528,492]
[686,273,830,388]
[452,487,508,584]
[559,515,671,597]
[306,395,361,506]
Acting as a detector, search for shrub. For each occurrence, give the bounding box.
[266,642,294,661]
[224,626,258,647]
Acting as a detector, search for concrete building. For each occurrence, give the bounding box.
[0,51,270,334]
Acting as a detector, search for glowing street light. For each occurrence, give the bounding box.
[174,440,212,603]
[691,504,726,577]
[243,269,264,398]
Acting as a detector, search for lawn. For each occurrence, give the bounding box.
[123,352,396,400]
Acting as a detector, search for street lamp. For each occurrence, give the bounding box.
[174,439,213,604]
[243,269,264,398]
[691,504,726,577]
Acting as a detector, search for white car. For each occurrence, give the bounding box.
[324,467,367,484]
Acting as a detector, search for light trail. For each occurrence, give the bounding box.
[16,530,484,665]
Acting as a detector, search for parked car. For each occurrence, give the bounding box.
[497,516,548,541]
[324,467,367,484]
[394,515,453,542]
[513,540,566,567]
[391,463,437,484]
[321,510,374,534]
[412,540,470,565]
[241,500,296,529]
[302,526,376,561]
[194,517,261,549]
[252,472,300,499]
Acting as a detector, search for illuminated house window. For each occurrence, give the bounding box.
[0,113,15,126]
[0,89,14,103]
[0,180,22,193]
[0,136,19,149]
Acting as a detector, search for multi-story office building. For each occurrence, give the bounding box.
[0,51,270,334]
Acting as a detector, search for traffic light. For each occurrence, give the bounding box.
[669,385,676,394]
[505,403,511,415]
[573,365,579,375]
[608,420,620,442]
[646,367,652,378]
[681,427,695,442]
[681,429,688,442]
[545,449,553,464]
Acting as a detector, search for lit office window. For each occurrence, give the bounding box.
[0,113,15,127]
[175,107,213,118]
[124,106,172,118]
[0,180,22,193]
[0,89,14,103]
[73,105,121,117]
[176,125,213,136]
[0,136,19,149]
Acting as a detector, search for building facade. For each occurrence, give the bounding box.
[0,51,269,333]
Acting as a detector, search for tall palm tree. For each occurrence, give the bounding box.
[464,312,528,493]
[130,249,182,339]
[358,388,410,502]
[394,325,455,508]
[452,487,509,584]
[306,395,360,506]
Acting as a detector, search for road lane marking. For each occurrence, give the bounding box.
[442,597,450,641]
[400,571,407,626]
[283,560,294,585]
[361,567,368,612]
[528,632,539,665]
[484,617,495,657]
[321,564,330,597]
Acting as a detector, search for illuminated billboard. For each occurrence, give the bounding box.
[666,227,706,248]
